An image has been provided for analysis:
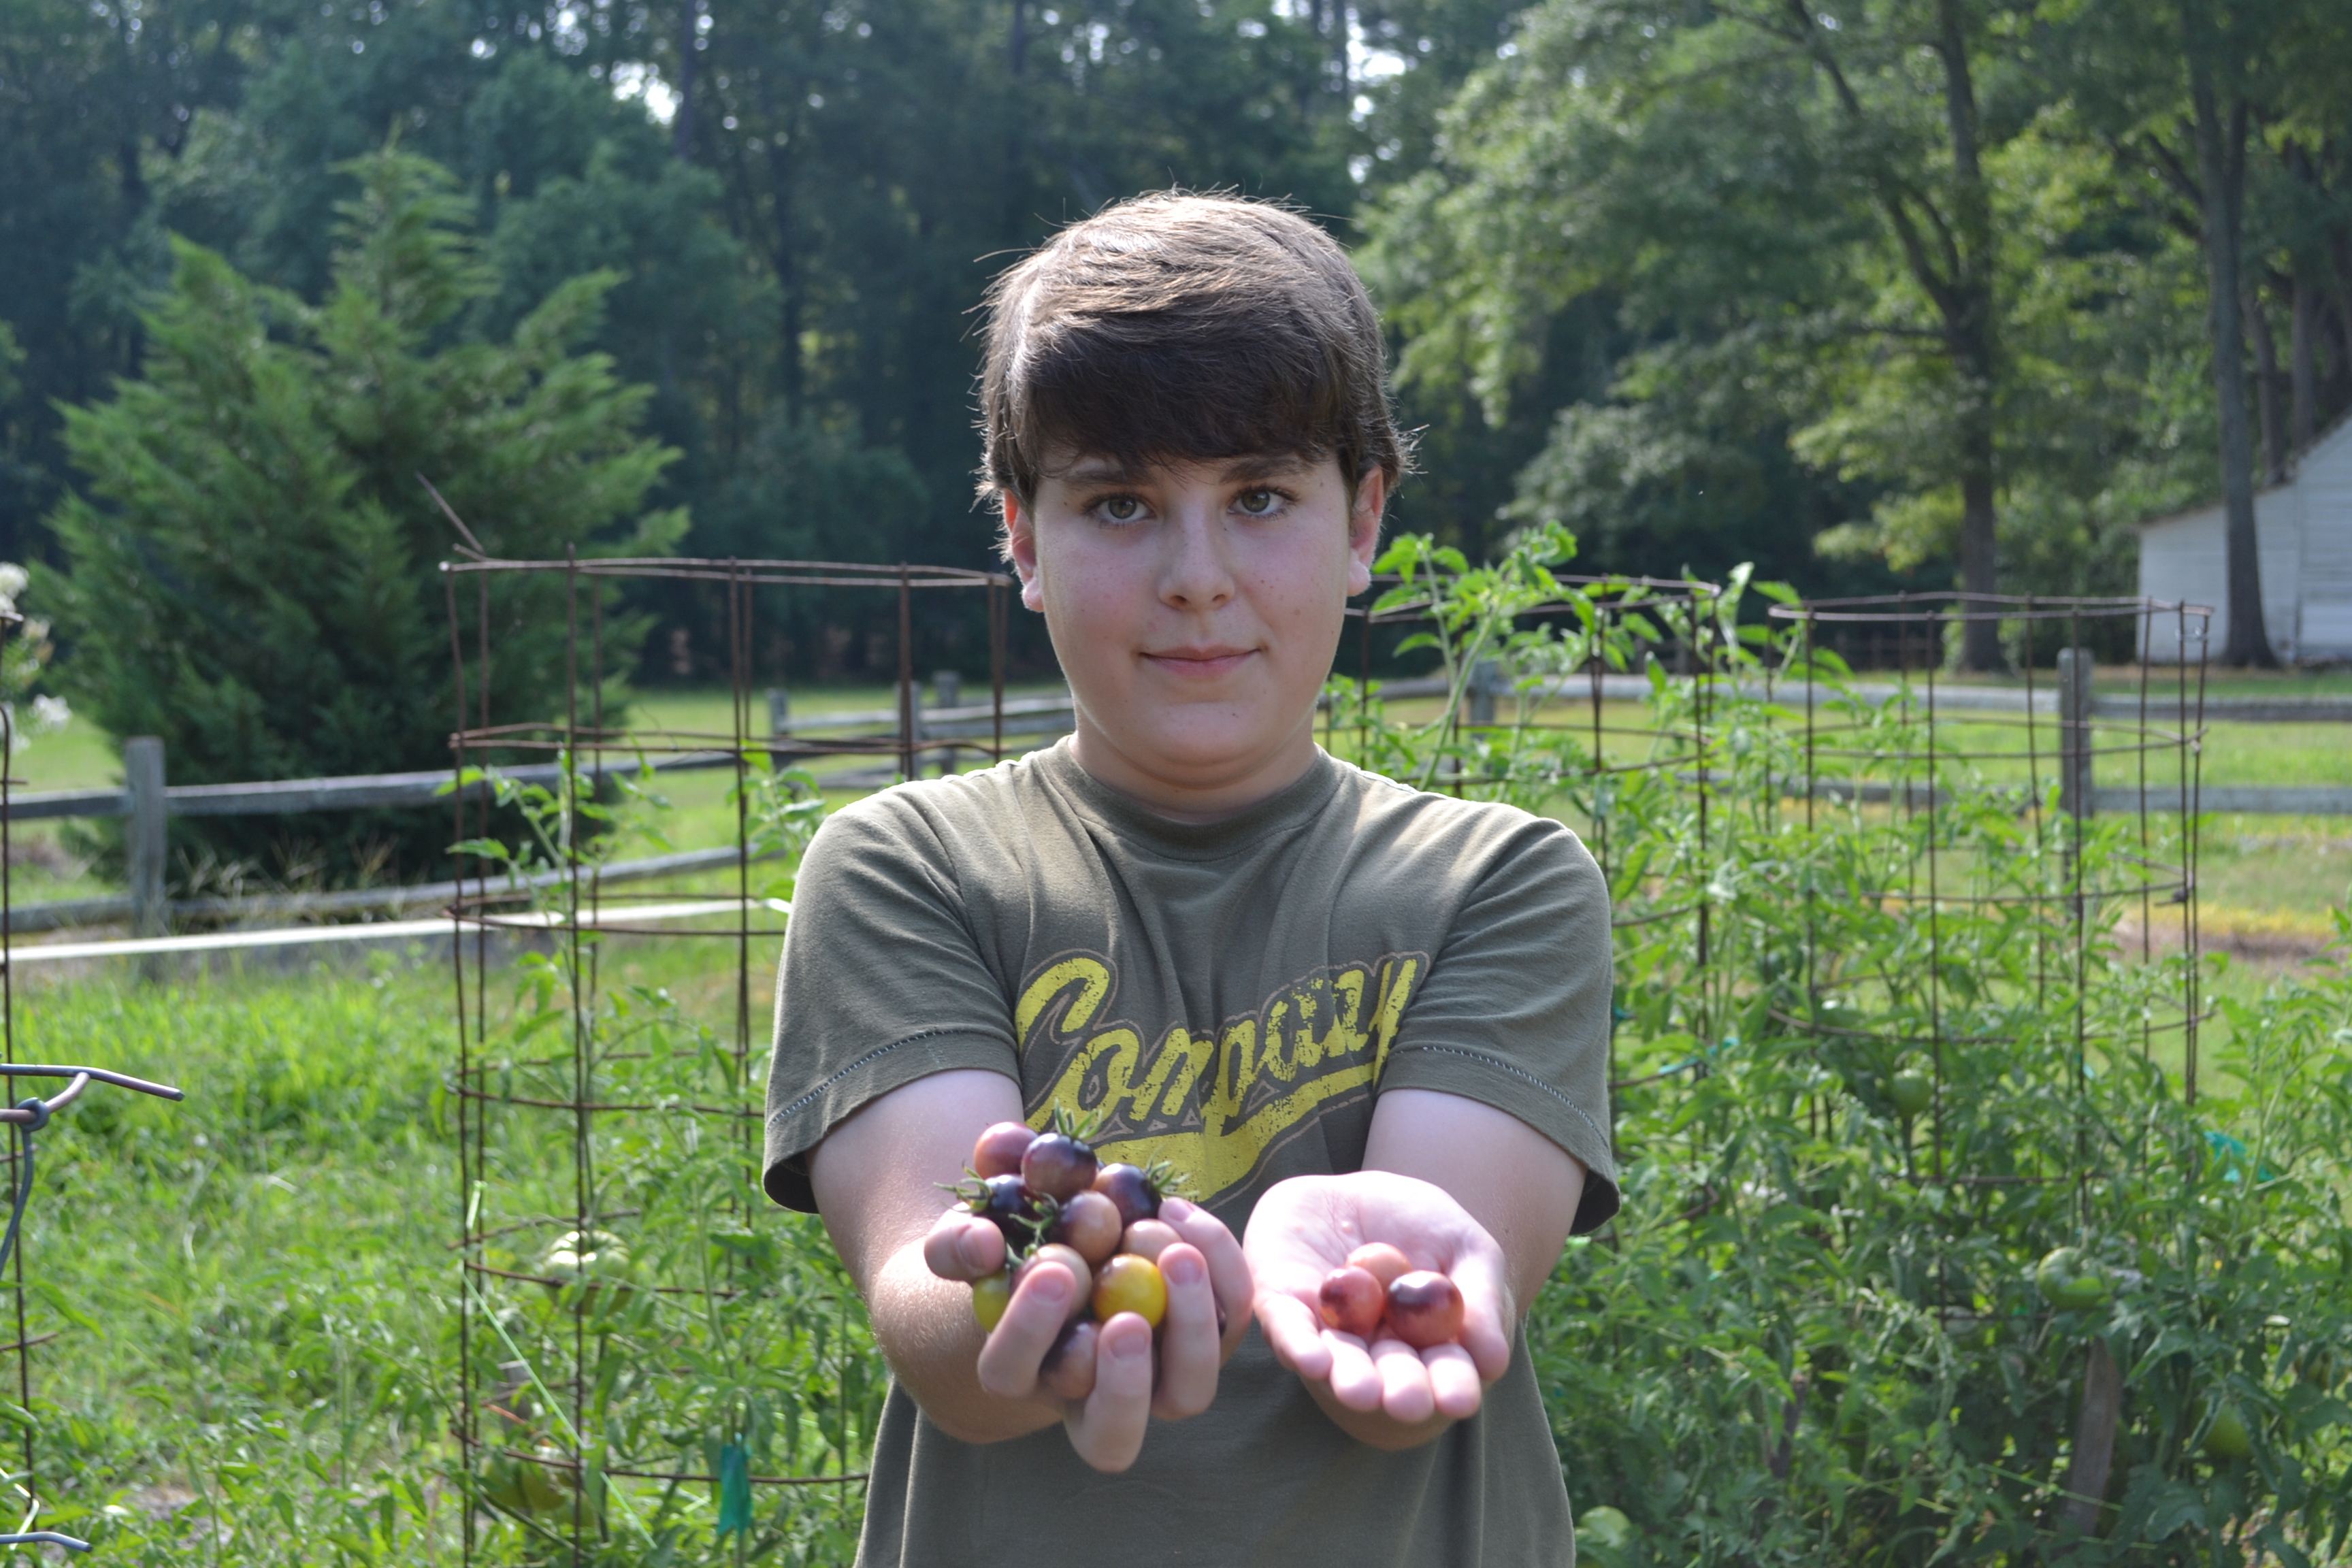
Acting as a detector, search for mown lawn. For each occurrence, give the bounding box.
[12,928,856,1564]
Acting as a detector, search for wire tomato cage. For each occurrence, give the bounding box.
[1765,593,2214,1133]
[441,551,1015,1563]
[1333,571,1732,1108]
[0,612,189,1555]
[1328,577,2214,1210]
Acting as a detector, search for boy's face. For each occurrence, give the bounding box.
[1005,450,1383,821]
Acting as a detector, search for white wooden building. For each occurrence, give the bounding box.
[2136,414,2352,663]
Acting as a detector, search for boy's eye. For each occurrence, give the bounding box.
[1236,489,1283,516]
[1099,495,1145,523]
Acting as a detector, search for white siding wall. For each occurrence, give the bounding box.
[2135,496,2298,661]
[2298,425,2352,658]
[2138,508,2223,662]
[2136,416,2352,662]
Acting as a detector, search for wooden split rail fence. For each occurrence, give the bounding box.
[7,689,1079,938]
[9,674,2345,939]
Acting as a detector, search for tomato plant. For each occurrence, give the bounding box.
[1356,533,2352,1567]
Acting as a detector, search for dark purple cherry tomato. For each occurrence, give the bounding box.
[1021,1132,1100,1203]
[1041,1320,1099,1402]
[1318,1265,1386,1339]
[968,1173,1043,1245]
[1051,1190,1123,1267]
[1092,1162,1161,1227]
[1386,1271,1465,1349]
[972,1122,1037,1179]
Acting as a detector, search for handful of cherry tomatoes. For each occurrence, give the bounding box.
[949,1111,1194,1401]
[1316,1242,1466,1348]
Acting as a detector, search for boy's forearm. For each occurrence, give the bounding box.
[809,1070,1063,1446]
[864,1243,1063,1446]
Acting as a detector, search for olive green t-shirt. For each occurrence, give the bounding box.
[763,740,1618,1567]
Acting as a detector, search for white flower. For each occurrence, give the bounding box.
[0,562,23,615]
[29,695,69,732]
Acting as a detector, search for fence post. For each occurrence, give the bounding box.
[125,736,167,936]
[2058,648,2093,819]
[1467,659,1503,728]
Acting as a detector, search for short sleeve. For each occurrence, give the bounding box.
[761,794,1022,1211]
[1378,817,1620,1233]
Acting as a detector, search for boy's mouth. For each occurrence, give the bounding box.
[1141,645,1256,679]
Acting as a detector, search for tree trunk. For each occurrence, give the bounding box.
[673,0,700,163]
[757,85,803,424]
[2184,23,2274,667]
[2291,273,2317,453]
[1936,0,2002,670]
[2246,288,2284,483]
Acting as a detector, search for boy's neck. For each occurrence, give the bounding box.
[1065,717,1323,824]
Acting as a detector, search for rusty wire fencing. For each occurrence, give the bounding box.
[441,537,2238,1561]
[444,555,1011,1565]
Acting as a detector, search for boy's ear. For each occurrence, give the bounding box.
[1346,470,1386,598]
[1003,491,1045,612]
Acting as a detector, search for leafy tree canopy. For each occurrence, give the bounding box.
[38,148,682,881]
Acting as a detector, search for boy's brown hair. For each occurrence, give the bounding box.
[977,193,1407,510]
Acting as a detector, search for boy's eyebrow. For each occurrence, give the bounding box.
[1057,453,1316,487]
[1214,452,1317,482]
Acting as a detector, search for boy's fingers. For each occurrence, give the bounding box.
[1372,1336,1436,1426]
[1149,1244,1220,1420]
[975,1261,1073,1398]
[1323,1333,1382,1411]
[1446,1245,1514,1383]
[1255,1292,1331,1380]
[1158,1198,1252,1356]
[922,1211,1004,1283]
[1423,1342,1484,1420]
[1067,1312,1155,1473]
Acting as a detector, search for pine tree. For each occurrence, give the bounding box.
[42,146,683,884]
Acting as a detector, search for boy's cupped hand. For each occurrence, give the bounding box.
[1245,1171,1513,1435]
[922,1195,1251,1473]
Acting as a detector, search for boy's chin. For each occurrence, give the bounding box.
[1094,710,1307,781]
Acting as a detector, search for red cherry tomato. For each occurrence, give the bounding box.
[1013,1243,1094,1323]
[1347,1242,1413,1289]
[1317,1265,1386,1338]
[1386,1271,1465,1348]
[1119,1219,1181,1263]
[972,1122,1037,1179]
[1051,1190,1123,1267]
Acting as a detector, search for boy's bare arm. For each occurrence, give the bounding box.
[1247,1088,1585,1450]
[806,1068,1251,1471]
[808,1071,1058,1446]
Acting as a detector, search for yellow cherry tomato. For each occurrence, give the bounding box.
[973,1271,1013,1333]
[1091,1253,1167,1329]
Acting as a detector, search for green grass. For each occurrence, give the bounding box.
[5,933,863,1564]
[11,707,120,793]
[13,959,459,1559]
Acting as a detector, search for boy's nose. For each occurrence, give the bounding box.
[1156,511,1237,610]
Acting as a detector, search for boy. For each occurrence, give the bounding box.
[762,193,1618,1565]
